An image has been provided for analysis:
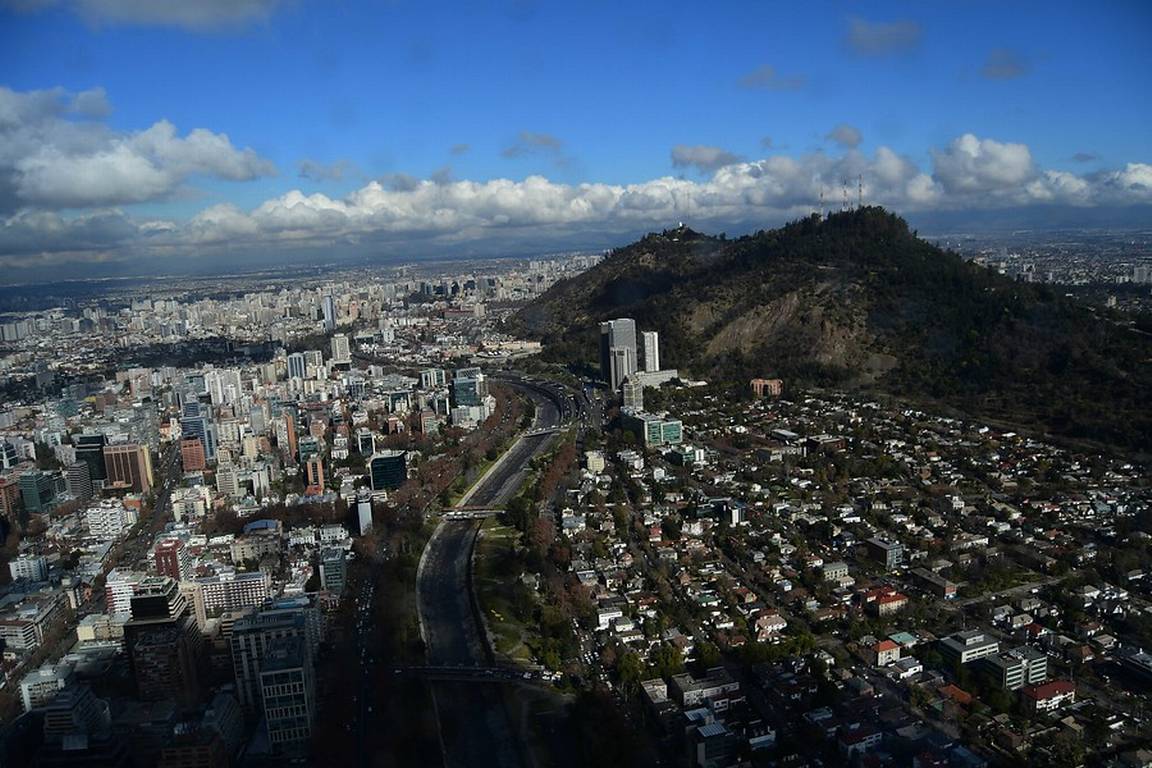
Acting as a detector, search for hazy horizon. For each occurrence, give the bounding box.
[2,1,1149,282]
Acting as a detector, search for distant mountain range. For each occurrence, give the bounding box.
[515,207,1152,453]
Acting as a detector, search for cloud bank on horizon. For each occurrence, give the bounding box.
[0,1,1149,274]
[0,82,1149,268]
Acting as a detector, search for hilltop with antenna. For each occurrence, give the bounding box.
[819,175,864,218]
[514,206,1152,452]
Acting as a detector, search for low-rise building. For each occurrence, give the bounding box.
[979,646,1048,691]
[910,567,958,599]
[0,591,67,651]
[19,662,74,711]
[939,630,999,667]
[866,537,904,571]
[1021,680,1076,713]
[871,639,902,667]
[822,561,850,581]
[670,667,741,709]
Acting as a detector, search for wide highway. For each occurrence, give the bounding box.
[416,377,568,768]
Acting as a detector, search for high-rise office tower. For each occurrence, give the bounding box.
[622,378,645,412]
[259,636,315,751]
[0,441,17,470]
[286,352,307,381]
[609,346,636,392]
[330,333,351,365]
[231,609,313,712]
[356,494,373,536]
[368,451,407,491]
[599,318,637,388]
[103,443,153,494]
[322,294,336,332]
[154,539,191,581]
[303,350,324,376]
[420,368,447,389]
[122,577,204,707]
[181,403,217,461]
[451,368,488,407]
[355,429,375,456]
[181,438,206,472]
[74,433,108,483]
[65,461,93,501]
[641,330,660,372]
[19,470,60,515]
[304,457,324,492]
[319,548,346,594]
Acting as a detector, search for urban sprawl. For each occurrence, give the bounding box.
[0,247,1150,768]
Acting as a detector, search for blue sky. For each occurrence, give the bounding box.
[0,0,1149,277]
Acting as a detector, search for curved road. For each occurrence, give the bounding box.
[417,380,566,768]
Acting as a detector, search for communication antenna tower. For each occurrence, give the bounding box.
[841,180,848,212]
[819,188,825,219]
[857,175,863,210]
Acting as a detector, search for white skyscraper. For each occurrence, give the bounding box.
[286,353,306,381]
[303,349,324,374]
[9,554,49,582]
[205,369,243,405]
[357,496,373,536]
[600,318,637,389]
[641,331,660,372]
[608,346,636,392]
[622,378,644,412]
[330,333,351,365]
[322,294,336,332]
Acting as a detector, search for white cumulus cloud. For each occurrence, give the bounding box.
[931,133,1035,196]
[0,86,275,211]
[2,116,1150,268]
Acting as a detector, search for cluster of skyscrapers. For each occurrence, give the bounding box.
[598,318,685,450]
[599,318,660,391]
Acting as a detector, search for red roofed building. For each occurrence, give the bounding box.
[871,639,901,667]
[872,591,909,617]
[861,586,909,616]
[1024,622,1050,640]
[938,684,973,706]
[1022,680,1076,713]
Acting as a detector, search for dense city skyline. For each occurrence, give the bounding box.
[2,1,1151,281]
[0,225,1149,766]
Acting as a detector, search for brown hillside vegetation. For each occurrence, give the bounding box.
[514,207,1152,452]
